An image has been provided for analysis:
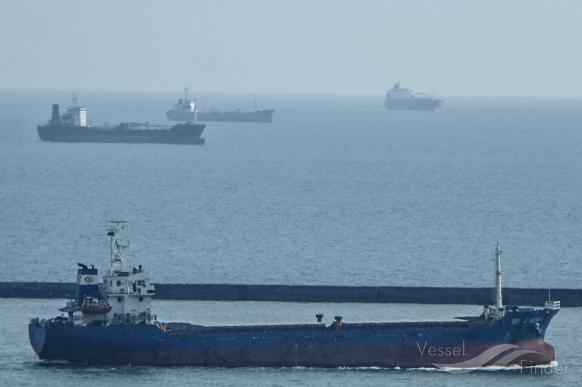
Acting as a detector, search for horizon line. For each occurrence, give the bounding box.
[1,87,582,100]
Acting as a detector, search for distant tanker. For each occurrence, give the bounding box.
[38,98,205,145]
[166,88,274,123]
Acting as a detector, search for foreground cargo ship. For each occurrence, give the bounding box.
[166,88,274,123]
[38,99,205,145]
[29,223,560,369]
[384,82,443,111]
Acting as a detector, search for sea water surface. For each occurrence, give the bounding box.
[0,90,581,385]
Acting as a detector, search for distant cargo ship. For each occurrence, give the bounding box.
[38,98,205,145]
[166,88,274,123]
[384,82,442,111]
[29,222,559,369]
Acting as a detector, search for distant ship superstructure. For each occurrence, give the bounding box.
[38,97,205,145]
[60,96,88,126]
[166,88,198,121]
[384,82,442,111]
[166,88,274,123]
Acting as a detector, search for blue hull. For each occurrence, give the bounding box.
[37,123,205,145]
[29,307,558,368]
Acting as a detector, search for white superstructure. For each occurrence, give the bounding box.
[166,88,197,121]
[101,221,156,325]
[61,221,156,326]
[384,82,442,111]
[386,82,430,100]
[61,96,88,126]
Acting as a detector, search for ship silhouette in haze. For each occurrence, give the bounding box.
[166,88,274,123]
[38,97,205,145]
[384,82,443,111]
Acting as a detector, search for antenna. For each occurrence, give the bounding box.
[106,220,128,272]
[548,288,551,302]
[495,243,503,310]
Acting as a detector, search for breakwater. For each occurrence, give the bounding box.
[1,282,580,307]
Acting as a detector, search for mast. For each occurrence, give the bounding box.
[106,220,128,273]
[495,243,503,310]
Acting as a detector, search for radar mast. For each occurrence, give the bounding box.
[106,220,129,273]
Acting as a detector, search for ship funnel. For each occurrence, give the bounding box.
[51,104,60,123]
[76,263,100,304]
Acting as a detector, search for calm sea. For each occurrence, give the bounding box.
[0,90,581,385]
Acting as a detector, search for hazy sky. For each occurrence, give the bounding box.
[2,0,582,97]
